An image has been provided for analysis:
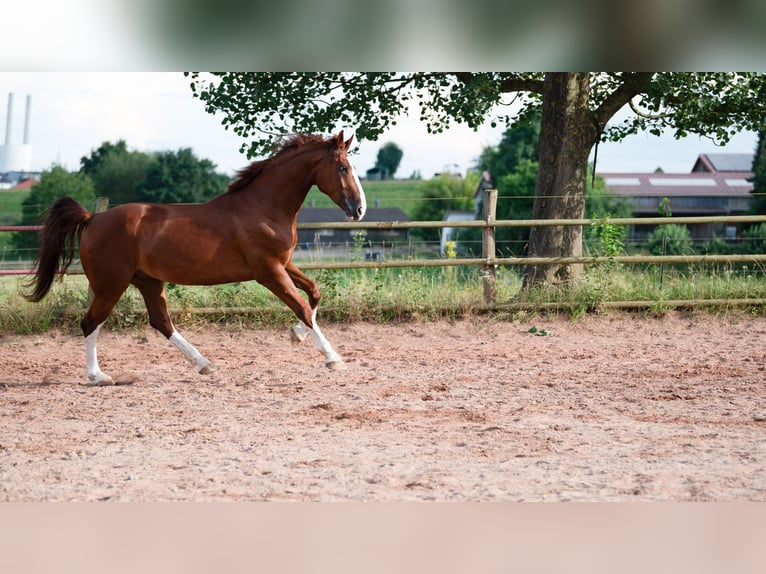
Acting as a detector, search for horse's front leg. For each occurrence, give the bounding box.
[261,263,345,369]
[293,307,345,369]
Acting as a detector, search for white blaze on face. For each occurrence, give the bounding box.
[350,161,367,220]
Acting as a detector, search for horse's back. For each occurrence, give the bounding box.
[81,202,256,285]
[83,202,212,244]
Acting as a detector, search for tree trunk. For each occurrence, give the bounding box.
[522,73,599,290]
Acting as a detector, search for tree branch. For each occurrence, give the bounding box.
[628,97,672,120]
[453,73,544,95]
[593,72,654,131]
[497,77,545,95]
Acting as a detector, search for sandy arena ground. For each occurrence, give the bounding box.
[1,312,765,501]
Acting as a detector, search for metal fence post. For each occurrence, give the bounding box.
[482,188,498,305]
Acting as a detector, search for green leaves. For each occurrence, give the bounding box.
[606,73,766,145]
[187,73,516,157]
[188,72,766,161]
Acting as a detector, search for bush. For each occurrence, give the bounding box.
[700,235,736,255]
[646,224,693,255]
[740,223,766,254]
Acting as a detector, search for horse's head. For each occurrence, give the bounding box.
[316,130,367,221]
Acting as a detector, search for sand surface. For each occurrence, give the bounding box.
[2,312,765,501]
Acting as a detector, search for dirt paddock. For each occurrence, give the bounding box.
[2,312,765,501]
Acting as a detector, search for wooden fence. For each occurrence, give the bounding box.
[4,192,766,309]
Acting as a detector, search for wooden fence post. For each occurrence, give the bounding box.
[482,188,498,306]
[95,197,109,214]
[87,197,109,305]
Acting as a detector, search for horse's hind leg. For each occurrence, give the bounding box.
[131,273,214,375]
[81,289,128,386]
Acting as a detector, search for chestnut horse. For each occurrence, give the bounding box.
[24,131,366,385]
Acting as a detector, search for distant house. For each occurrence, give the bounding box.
[365,166,388,180]
[1,171,41,190]
[692,153,753,173]
[296,207,410,247]
[10,177,39,190]
[441,210,475,254]
[600,153,754,241]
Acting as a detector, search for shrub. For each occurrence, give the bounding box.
[646,224,693,256]
[740,223,766,254]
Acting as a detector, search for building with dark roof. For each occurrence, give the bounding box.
[296,207,410,248]
[600,153,754,242]
[692,153,754,173]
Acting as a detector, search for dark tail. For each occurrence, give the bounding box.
[22,197,92,303]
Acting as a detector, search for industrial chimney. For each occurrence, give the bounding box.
[23,95,31,145]
[4,93,12,145]
[0,92,33,174]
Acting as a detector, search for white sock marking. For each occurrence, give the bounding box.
[85,323,113,385]
[169,330,212,373]
[295,308,343,365]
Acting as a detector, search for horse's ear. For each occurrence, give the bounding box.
[335,130,345,147]
[344,134,354,150]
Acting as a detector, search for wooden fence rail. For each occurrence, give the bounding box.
[298,214,766,230]
[4,193,766,309]
[295,253,766,271]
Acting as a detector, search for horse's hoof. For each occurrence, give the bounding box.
[83,375,114,387]
[199,362,217,375]
[326,360,347,371]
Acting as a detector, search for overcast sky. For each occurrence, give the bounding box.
[0,72,758,180]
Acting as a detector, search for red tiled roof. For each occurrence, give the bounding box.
[10,178,38,190]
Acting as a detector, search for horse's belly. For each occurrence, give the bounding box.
[143,249,256,286]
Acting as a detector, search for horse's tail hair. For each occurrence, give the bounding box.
[22,197,92,303]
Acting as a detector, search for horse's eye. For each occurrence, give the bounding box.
[338,165,348,175]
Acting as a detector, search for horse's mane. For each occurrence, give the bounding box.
[227,133,331,194]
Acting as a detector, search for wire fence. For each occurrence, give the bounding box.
[4,207,766,269]
[4,192,766,309]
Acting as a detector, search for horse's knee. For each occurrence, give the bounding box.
[309,288,321,310]
[80,316,97,338]
[149,318,174,339]
[297,308,314,329]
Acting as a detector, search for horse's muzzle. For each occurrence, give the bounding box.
[344,200,366,221]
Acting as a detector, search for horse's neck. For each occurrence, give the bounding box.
[219,154,319,219]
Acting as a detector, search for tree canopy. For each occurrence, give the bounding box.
[375,142,403,179]
[80,140,153,205]
[136,148,230,204]
[79,142,230,205]
[189,73,766,156]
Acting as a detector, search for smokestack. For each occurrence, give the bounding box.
[23,95,31,145]
[4,93,13,145]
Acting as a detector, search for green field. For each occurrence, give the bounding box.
[0,190,27,224]
[306,179,424,218]
[0,190,30,253]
